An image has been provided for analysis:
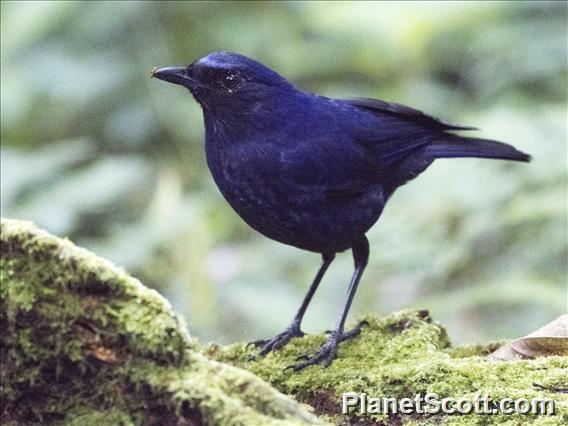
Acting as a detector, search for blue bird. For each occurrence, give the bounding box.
[152,52,530,371]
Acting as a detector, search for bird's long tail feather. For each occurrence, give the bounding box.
[424,135,531,162]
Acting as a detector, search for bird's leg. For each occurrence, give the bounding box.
[249,253,335,356]
[288,236,369,371]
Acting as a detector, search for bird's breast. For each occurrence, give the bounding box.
[204,137,385,253]
[205,141,285,222]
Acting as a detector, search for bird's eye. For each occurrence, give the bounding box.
[221,73,242,91]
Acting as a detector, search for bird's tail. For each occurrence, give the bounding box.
[423,135,531,162]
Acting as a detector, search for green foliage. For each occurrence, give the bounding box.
[1,2,566,345]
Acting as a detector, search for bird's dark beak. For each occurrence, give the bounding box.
[151,66,193,87]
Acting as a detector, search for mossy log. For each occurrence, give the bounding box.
[0,219,320,425]
[1,218,566,425]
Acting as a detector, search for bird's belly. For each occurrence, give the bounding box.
[210,165,385,254]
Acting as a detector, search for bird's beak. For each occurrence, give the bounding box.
[151,66,193,87]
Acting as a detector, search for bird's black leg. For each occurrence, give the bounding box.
[250,253,335,356]
[288,236,369,371]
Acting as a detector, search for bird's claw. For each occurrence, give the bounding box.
[284,320,368,372]
[244,353,258,362]
[246,339,265,349]
[286,339,338,372]
[295,354,311,362]
[338,320,368,342]
[248,325,305,357]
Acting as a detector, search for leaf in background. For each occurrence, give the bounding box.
[488,315,568,360]
[1,139,94,208]
[6,155,151,235]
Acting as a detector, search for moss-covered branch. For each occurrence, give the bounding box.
[1,218,566,425]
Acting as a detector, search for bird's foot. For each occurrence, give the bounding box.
[247,323,305,357]
[286,320,368,372]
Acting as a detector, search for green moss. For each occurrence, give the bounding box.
[212,312,568,425]
[0,218,321,425]
[2,217,566,425]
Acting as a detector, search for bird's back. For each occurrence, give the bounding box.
[201,87,528,254]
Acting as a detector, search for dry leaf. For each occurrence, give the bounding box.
[488,315,568,361]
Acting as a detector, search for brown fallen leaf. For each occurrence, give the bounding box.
[488,314,568,361]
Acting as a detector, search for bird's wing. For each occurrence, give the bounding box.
[343,97,477,131]
[337,98,475,167]
[275,133,379,199]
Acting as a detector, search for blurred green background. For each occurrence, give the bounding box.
[1,1,566,346]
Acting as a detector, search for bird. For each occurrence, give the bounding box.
[152,52,530,371]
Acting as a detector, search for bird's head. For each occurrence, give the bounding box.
[152,52,295,114]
